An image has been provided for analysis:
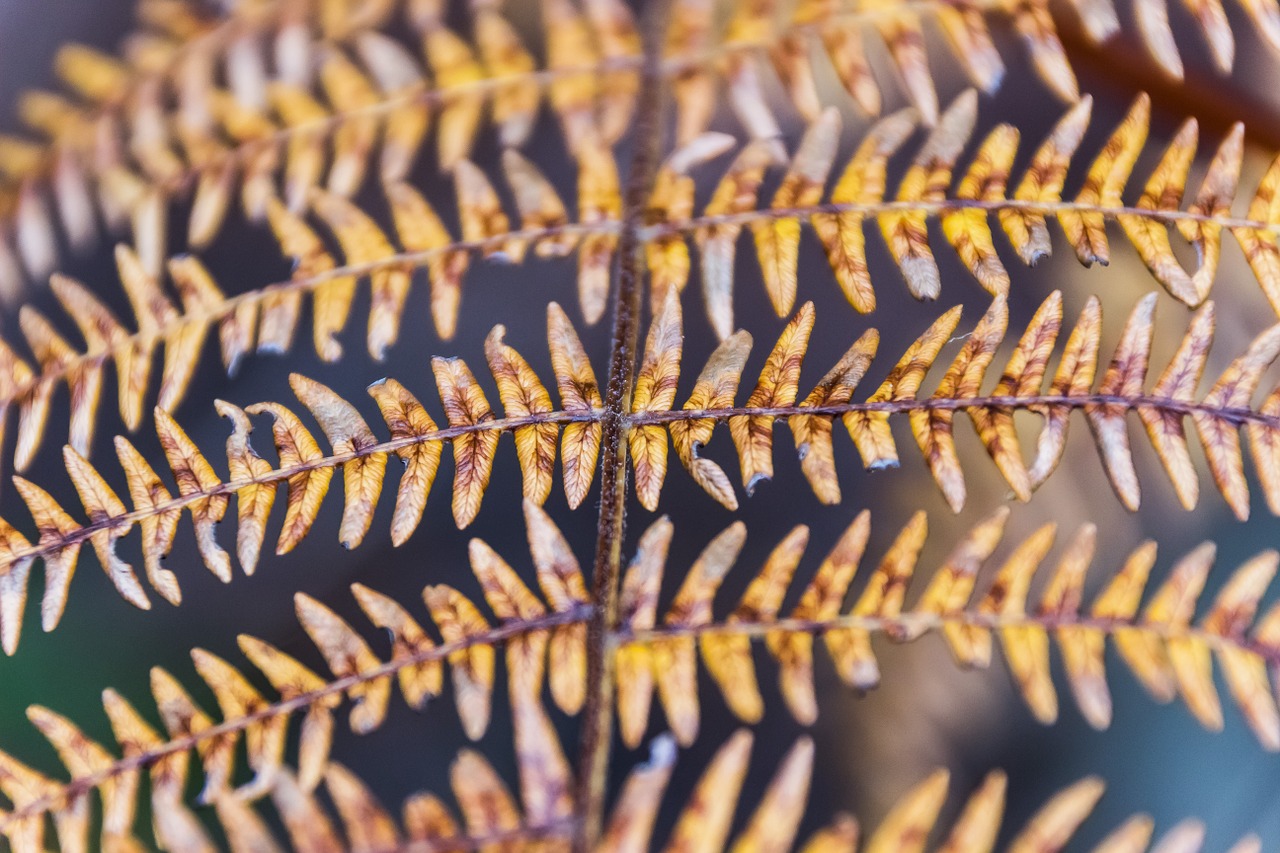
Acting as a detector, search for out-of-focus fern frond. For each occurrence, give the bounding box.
[5,0,1276,301]
[0,698,1247,853]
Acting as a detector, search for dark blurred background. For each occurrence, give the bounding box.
[3,0,1280,848]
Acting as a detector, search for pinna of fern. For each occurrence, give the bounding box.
[5,0,1280,309]
[266,732,1261,853]
[4,500,1280,843]
[0,300,605,651]
[0,693,1249,853]
[624,286,1280,520]
[9,85,1280,481]
[660,89,1266,338]
[0,148,619,473]
[7,287,1280,652]
[0,0,1106,293]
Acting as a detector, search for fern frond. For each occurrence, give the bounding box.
[0,693,1241,853]
[0,308,601,650]
[0,500,589,845]
[615,508,1280,754]
[8,502,1279,838]
[600,729,1234,853]
[13,284,1280,648]
[250,734,1251,853]
[659,92,1280,338]
[0,165,614,474]
[6,0,1271,301]
[635,287,1280,520]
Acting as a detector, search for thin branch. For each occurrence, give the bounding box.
[621,609,1276,663]
[625,394,1278,428]
[643,197,1280,238]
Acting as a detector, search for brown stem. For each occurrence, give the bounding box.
[625,393,1275,427]
[573,2,670,849]
[646,197,1280,236]
[621,611,1266,656]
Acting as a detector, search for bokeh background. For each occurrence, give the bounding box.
[2,0,1280,848]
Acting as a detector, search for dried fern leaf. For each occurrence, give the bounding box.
[12,503,1280,834]
[0,500,590,841]
[5,499,1274,845]
[614,509,1280,752]
[6,0,1268,303]
[669,92,1280,337]
[0,687,1244,853]
[0,156,614,471]
[13,286,1280,648]
[10,88,1280,474]
[631,289,1280,519]
[0,307,601,650]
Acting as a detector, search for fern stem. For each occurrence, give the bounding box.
[574,3,670,848]
[626,394,1272,426]
[641,197,1279,237]
[622,612,1256,650]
